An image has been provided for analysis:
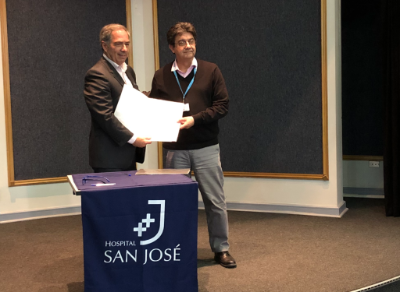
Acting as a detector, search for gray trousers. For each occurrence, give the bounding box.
[165,144,230,253]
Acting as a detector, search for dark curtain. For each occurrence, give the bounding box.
[383,1,400,216]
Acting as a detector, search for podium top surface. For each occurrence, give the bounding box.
[67,171,196,195]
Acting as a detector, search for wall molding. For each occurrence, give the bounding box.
[0,206,81,223]
[1,200,348,223]
[343,187,384,198]
[200,201,348,218]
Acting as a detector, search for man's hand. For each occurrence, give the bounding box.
[178,116,194,129]
[133,137,152,147]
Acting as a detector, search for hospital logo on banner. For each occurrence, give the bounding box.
[103,200,182,265]
[134,200,165,246]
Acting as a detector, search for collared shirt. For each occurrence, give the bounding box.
[171,58,198,78]
[103,54,136,144]
[103,54,134,87]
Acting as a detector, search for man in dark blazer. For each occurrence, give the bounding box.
[84,24,151,173]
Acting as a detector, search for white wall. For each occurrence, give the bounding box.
[130,0,159,170]
[343,160,383,189]
[0,0,347,221]
[343,160,384,199]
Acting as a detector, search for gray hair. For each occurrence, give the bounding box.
[99,24,130,49]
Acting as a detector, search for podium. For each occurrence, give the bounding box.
[68,171,199,292]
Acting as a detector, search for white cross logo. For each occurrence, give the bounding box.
[134,222,145,237]
[142,213,155,228]
[134,213,155,237]
[132,200,165,245]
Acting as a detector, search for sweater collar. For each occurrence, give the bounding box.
[171,58,197,78]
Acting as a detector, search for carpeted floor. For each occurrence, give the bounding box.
[0,197,399,292]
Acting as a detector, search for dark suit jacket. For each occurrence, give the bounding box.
[84,57,145,169]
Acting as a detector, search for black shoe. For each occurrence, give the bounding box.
[214,251,237,268]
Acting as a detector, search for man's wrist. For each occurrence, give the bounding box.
[128,135,137,144]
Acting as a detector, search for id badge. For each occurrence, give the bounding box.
[183,103,190,112]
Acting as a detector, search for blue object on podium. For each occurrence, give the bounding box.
[68,171,199,292]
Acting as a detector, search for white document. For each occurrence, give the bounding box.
[114,85,183,142]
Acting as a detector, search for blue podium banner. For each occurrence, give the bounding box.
[71,172,199,292]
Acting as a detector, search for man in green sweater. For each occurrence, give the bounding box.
[149,22,236,268]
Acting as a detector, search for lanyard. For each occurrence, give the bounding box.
[173,67,197,100]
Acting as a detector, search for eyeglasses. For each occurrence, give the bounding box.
[176,38,196,47]
[82,175,110,185]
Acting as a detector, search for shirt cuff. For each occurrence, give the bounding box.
[127,135,137,145]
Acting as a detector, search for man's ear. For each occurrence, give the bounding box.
[169,44,175,54]
[101,41,108,53]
